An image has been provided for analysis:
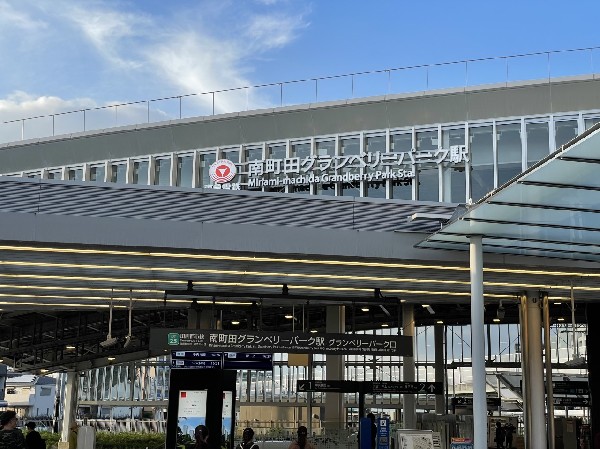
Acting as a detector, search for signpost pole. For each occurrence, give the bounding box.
[469,235,486,449]
[402,304,416,429]
[542,292,556,449]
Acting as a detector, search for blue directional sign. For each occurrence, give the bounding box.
[377,418,390,449]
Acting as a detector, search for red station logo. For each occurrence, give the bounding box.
[209,159,237,184]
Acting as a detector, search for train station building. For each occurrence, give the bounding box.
[0,66,599,449]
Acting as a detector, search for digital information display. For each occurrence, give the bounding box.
[171,351,273,370]
[177,390,207,440]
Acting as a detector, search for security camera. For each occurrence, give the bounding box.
[100,336,118,348]
[497,306,505,320]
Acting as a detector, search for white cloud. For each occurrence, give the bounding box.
[0,1,47,31]
[245,13,308,50]
[0,1,311,139]
[59,3,149,70]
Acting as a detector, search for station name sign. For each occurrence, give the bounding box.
[204,146,468,190]
[150,328,413,356]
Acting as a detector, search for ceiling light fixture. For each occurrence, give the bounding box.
[231,320,240,325]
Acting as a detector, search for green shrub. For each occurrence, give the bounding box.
[95,431,165,449]
[39,432,61,449]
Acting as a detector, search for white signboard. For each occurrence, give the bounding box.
[204,146,468,190]
[177,390,208,439]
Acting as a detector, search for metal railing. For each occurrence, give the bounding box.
[2,46,600,144]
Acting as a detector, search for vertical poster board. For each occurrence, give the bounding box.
[168,370,236,449]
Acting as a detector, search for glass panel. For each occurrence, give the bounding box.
[132,160,149,185]
[245,146,263,162]
[198,152,216,187]
[176,155,193,187]
[222,148,240,164]
[245,147,263,191]
[340,137,360,197]
[110,164,127,183]
[290,142,311,194]
[441,128,466,203]
[390,133,412,200]
[416,130,438,202]
[584,117,600,130]
[497,123,522,186]
[89,165,106,182]
[469,125,494,201]
[316,140,335,196]
[554,120,578,148]
[526,121,549,166]
[47,170,62,180]
[365,135,386,198]
[266,143,286,193]
[67,167,83,181]
[154,158,171,186]
[25,172,40,179]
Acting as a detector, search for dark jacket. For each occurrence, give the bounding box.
[0,429,26,449]
[25,431,45,449]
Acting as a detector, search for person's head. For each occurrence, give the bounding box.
[195,425,209,443]
[0,411,18,430]
[242,428,254,443]
[367,413,375,422]
[297,426,308,442]
[26,422,36,431]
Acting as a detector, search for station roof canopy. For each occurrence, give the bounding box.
[418,122,600,262]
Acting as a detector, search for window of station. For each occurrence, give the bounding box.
[365,134,386,199]
[340,137,361,197]
[244,146,263,191]
[585,116,600,130]
[290,141,311,194]
[47,169,62,180]
[198,152,216,187]
[176,154,194,188]
[153,158,171,186]
[266,143,286,193]
[526,121,550,167]
[110,162,127,184]
[416,130,439,202]
[390,133,412,200]
[25,171,40,178]
[89,164,106,182]
[67,167,83,181]
[497,123,522,187]
[469,125,494,201]
[132,160,149,185]
[554,119,579,149]
[222,148,240,164]
[315,140,336,196]
[441,128,466,203]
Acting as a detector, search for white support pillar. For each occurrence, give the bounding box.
[325,305,345,429]
[434,324,445,414]
[60,371,79,449]
[469,235,487,449]
[402,304,416,428]
[524,291,548,449]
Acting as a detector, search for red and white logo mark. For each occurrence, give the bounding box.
[209,159,237,184]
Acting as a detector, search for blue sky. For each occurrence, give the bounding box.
[1,0,600,135]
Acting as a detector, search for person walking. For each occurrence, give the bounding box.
[236,428,259,449]
[495,421,505,449]
[194,425,209,449]
[288,426,315,449]
[25,423,45,449]
[504,422,515,449]
[0,411,25,449]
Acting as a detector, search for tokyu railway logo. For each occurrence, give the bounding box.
[209,159,237,184]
